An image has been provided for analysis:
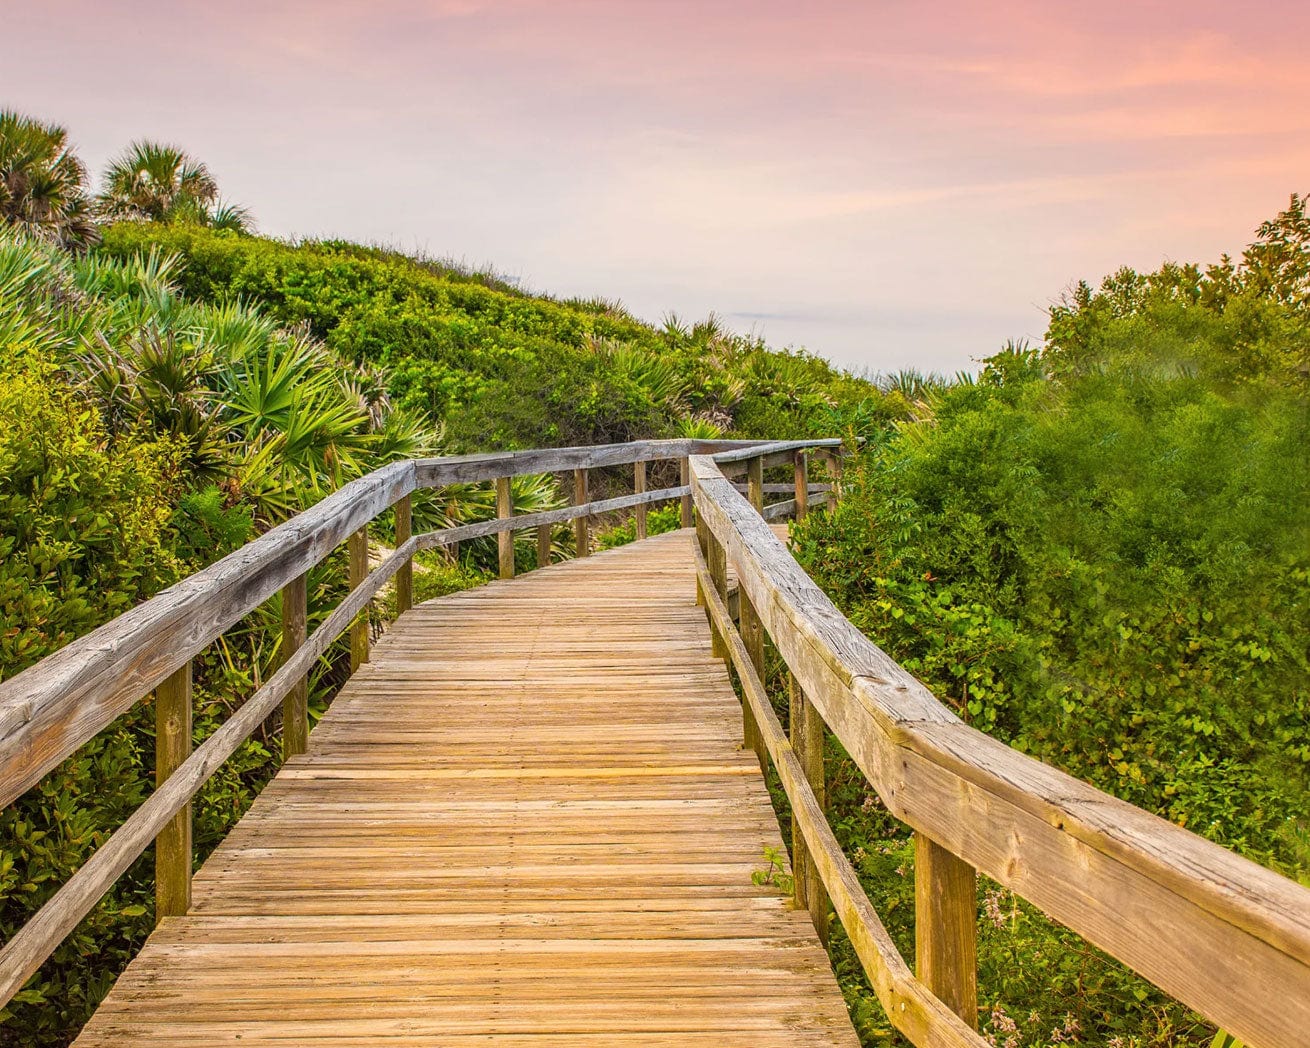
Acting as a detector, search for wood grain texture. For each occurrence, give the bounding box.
[72,532,858,1048]
[496,476,514,580]
[689,454,1310,1048]
[635,460,648,540]
[154,663,192,921]
[692,540,984,1048]
[394,495,412,614]
[348,528,370,671]
[915,835,977,1027]
[280,574,308,760]
[794,452,809,521]
[573,468,590,558]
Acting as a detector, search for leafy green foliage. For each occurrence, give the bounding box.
[789,206,1310,1044]
[97,224,874,449]
[0,112,99,252]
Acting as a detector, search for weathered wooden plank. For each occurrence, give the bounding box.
[70,531,857,1048]
[689,454,1310,1047]
[574,468,590,557]
[394,495,412,614]
[794,452,809,521]
[915,834,977,1027]
[279,574,308,760]
[635,460,648,540]
[692,539,983,1047]
[537,524,553,569]
[154,663,192,922]
[496,476,515,580]
[348,528,369,670]
[680,457,693,527]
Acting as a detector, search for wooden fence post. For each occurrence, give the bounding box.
[634,460,647,540]
[739,587,765,769]
[155,661,192,921]
[707,528,728,660]
[794,451,809,521]
[915,834,978,1027]
[280,573,308,760]
[679,457,693,528]
[348,527,369,671]
[747,454,764,514]
[573,468,590,557]
[537,524,552,569]
[496,476,514,580]
[395,494,412,614]
[790,674,829,944]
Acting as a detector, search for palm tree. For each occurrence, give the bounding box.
[0,110,99,250]
[98,141,251,231]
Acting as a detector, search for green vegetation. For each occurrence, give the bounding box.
[1,104,1305,1048]
[97,223,873,450]
[784,197,1309,1046]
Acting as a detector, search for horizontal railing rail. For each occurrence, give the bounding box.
[0,437,840,1010]
[689,452,1310,1048]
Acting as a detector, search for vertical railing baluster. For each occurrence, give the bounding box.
[679,457,693,528]
[794,450,809,521]
[537,523,552,569]
[496,476,514,580]
[573,468,590,557]
[634,460,647,540]
[349,527,369,671]
[395,494,412,614]
[155,661,192,921]
[281,573,308,760]
[738,452,766,766]
[915,834,979,1027]
[747,454,764,515]
[790,674,829,944]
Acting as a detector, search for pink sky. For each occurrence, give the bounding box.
[4,0,1308,372]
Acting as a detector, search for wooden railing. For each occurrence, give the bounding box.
[688,451,1310,1048]
[0,437,837,1009]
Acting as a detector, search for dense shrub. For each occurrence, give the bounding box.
[98,224,874,448]
[790,206,1310,1045]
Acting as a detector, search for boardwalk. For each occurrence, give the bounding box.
[74,530,859,1047]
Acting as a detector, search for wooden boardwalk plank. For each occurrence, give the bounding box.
[74,530,858,1047]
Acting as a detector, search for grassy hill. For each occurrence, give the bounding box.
[99,223,879,451]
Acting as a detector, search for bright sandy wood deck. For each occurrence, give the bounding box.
[73,529,859,1047]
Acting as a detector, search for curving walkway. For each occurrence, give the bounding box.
[74,530,858,1047]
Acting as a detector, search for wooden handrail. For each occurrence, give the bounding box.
[689,451,1310,1048]
[0,437,837,1012]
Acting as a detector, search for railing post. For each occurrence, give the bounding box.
[915,834,978,1027]
[739,588,765,768]
[537,523,552,569]
[496,476,514,580]
[738,456,766,767]
[573,468,590,557]
[349,527,369,671]
[679,457,693,528]
[794,450,809,521]
[790,674,828,944]
[706,527,728,660]
[747,453,764,515]
[155,661,192,921]
[634,460,647,540]
[395,494,412,614]
[281,572,308,760]
[829,449,845,506]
